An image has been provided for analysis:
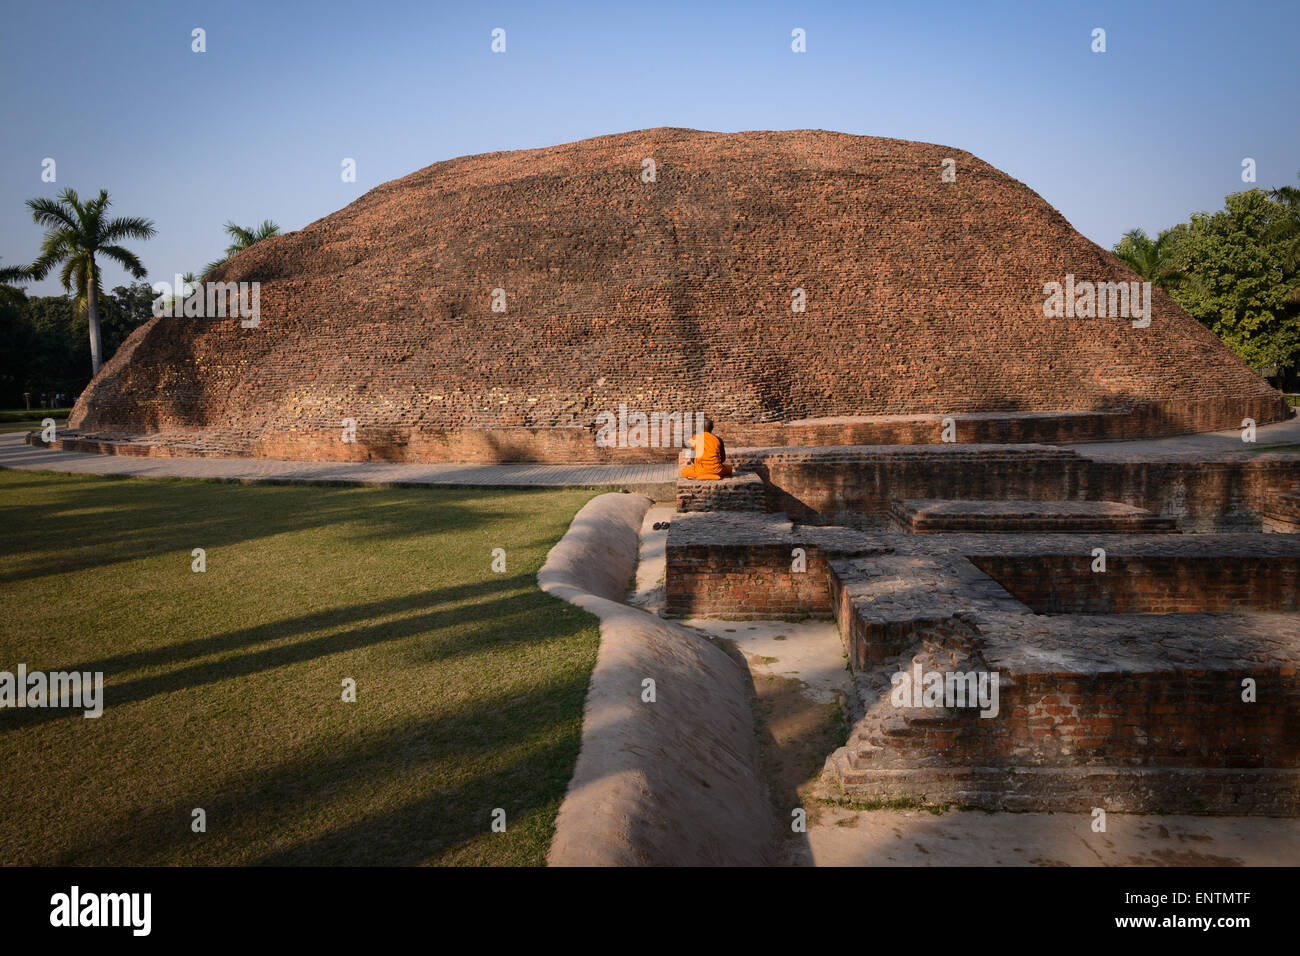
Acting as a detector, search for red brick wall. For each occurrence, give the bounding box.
[68,129,1286,453]
[751,449,1088,527]
[664,544,833,619]
[753,453,1299,532]
[967,554,1300,613]
[854,672,1300,770]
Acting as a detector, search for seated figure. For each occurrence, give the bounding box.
[679,418,733,480]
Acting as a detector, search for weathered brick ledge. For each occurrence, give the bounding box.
[33,395,1294,464]
[889,498,1178,533]
[665,510,1300,813]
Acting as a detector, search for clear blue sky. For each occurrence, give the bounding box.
[3,0,1297,295]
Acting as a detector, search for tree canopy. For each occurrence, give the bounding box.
[1116,182,1300,380]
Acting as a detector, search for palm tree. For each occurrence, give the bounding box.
[158,271,201,314]
[0,257,32,307]
[203,220,280,276]
[1112,227,1182,289]
[1267,173,1300,280]
[27,188,156,375]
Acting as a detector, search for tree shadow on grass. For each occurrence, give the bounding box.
[0,579,583,734]
[46,654,597,866]
[51,573,536,678]
[0,474,560,587]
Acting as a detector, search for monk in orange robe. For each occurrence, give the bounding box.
[680,418,733,480]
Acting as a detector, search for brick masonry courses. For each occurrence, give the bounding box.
[1263,491,1300,533]
[675,470,766,512]
[664,512,1300,813]
[728,444,1300,532]
[64,128,1287,464]
[889,498,1178,533]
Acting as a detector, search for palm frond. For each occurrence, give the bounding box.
[0,258,32,284]
[99,244,148,278]
[100,215,157,243]
[223,221,257,248]
[26,195,79,231]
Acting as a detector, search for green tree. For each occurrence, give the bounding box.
[1167,189,1299,372]
[157,271,201,314]
[1266,172,1300,289]
[0,283,156,406]
[26,188,156,375]
[0,257,31,307]
[1112,227,1183,289]
[203,220,280,276]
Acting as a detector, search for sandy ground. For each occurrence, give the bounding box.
[637,511,1300,867]
[804,805,1300,866]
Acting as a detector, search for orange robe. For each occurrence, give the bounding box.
[680,431,733,480]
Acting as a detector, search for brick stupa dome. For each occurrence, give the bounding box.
[69,128,1288,462]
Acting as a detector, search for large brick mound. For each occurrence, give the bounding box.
[69,128,1287,462]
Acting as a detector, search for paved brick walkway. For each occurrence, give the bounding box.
[0,434,678,489]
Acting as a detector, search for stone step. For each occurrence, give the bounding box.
[890,498,1178,534]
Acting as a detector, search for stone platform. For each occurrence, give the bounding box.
[889,498,1177,534]
[664,511,1300,814]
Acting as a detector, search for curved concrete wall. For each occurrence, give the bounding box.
[540,492,777,866]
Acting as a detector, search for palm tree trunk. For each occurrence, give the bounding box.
[87,261,102,375]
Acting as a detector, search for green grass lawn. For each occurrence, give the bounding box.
[0,408,70,434]
[0,470,601,865]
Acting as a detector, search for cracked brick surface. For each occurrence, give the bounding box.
[65,128,1286,463]
[665,508,1300,812]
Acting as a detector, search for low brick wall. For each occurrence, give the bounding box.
[845,672,1300,772]
[729,397,1290,447]
[1085,459,1299,532]
[741,447,1300,532]
[667,511,1300,812]
[664,543,834,619]
[967,554,1300,614]
[832,651,1300,814]
[43,393,1295,464]
[828,579,1300,812]
[743,446,1089,528]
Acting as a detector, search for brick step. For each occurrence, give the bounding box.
[1262,491,1300,532]
[890,498,1178,534]
[675,470,767,513]
[821,751,1300,814]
